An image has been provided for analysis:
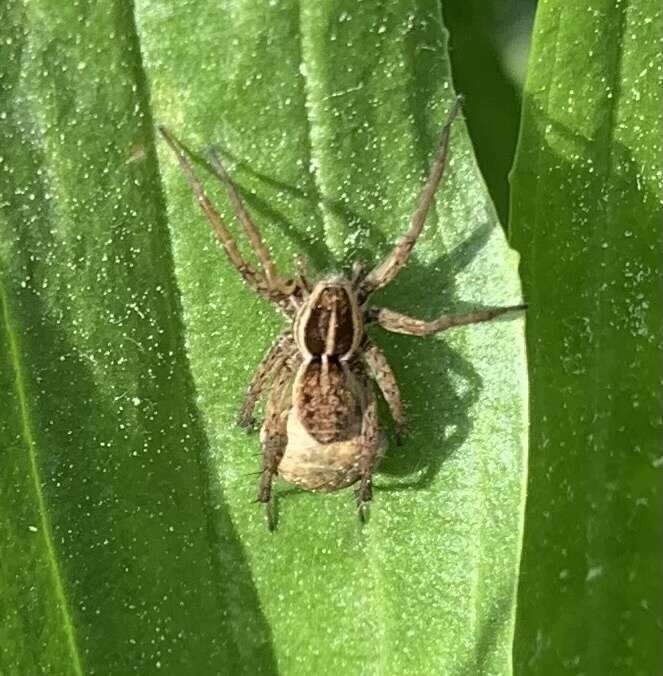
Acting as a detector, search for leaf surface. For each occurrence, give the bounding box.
[509,1,662,674]
[1,1,527,673]
[0,2,269,673]
[136,1,528,673]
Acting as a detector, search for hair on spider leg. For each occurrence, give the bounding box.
[351,260,367,287]
[295,255,312,294]
[345,484,369,524]
[242,470,266,479]
[266,500,277,532]
[251,496,277,531]
[237,416,258,432]
[356,499,371,525]
[393,421,409,446]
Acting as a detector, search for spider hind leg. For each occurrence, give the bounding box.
[256,359,296,530]
[355,383,383,523]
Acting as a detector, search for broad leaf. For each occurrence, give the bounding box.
[1,1,267,673]
[510,1,662,674]
[1,1,527,673]
[136,1,527,673]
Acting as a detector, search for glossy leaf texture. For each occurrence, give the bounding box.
[0,2,269,673]
[510,1,662,674]
[136,1,527,674]
[1,1,527,674]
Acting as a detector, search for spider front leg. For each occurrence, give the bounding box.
[238,331,296,430]
[159,126,295,312]
[208,148,295,298]
[363,340,406,442]
[371,304,527,336]
[359,96,464,299]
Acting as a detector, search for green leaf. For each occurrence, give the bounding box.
[137,1,527,673]
[0,2,269,673]
[2,1,526,673]
[442,0,532,224]
[509,1,662,674]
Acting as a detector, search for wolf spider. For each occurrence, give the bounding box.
[159,96,525,529]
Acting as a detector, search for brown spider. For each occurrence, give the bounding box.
[159,97,525,529]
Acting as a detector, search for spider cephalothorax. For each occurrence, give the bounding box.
[159,97,525,529]
[293,277,364,360]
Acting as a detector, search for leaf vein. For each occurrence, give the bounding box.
[0,284,84,676]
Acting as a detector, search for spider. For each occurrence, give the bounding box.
[159,96,525,529]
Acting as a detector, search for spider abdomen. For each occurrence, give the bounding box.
[278,413,366,492]
[276,359,383,492]
[295,360,362,443]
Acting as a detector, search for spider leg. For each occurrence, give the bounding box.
[359,96,464,299]
[208,148,295,297]
[257,356,298,531]
[237,331,296,430]
[294,255,312,294]
[351,260,366,287]
[371,303,527,336]
[158,126,291,310]
[363,340,406,441]
[356,383,383,523]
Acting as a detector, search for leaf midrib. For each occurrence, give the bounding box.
[0,283,84,676]
[583,1,628,665]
